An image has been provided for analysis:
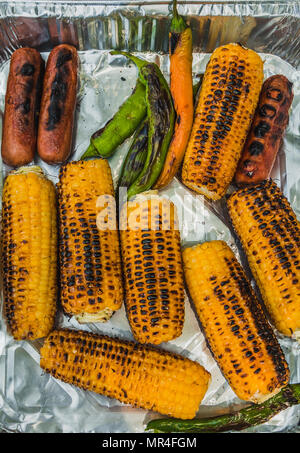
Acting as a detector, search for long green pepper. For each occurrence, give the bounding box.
[146,384,300,433]
[111,51,175,200]
[81,79,147,159]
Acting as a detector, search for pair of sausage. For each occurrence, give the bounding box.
[1,44,78,167]
[235,74,294,185]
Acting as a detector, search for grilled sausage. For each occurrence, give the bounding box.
[234,75,294,185]
[1,48,44,167]
[37,44,78,164]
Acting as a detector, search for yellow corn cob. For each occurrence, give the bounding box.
[40,329,211,419]
[182,43,264,200]
[227,179,300,339]
[2,166,57,340]
[119,191,185,344]
[183,240,289,403]
[58,159,123,323]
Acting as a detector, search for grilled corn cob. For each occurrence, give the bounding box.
[227,179,300,339]
[182,43,264,200]
[40,329,211,419]
[182,241,289,403]
[2,166,57,340]
[119,191,185,344]
[58,159,123,323]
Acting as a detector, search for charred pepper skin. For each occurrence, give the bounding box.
[111,51,175,200]
[118,119,148,192]
[81,79,147,159]
[146,384,300,433]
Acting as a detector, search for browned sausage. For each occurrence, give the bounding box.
[1,48,44,167]
[234,75,293,185]
[37,44,78,164]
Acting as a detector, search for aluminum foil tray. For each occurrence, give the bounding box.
[0,0,299,433]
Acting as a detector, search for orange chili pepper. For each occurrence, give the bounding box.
[154,0,193,189]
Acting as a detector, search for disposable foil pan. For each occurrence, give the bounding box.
[0,0,299,433]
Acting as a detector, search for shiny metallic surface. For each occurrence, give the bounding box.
[0,0,299,433]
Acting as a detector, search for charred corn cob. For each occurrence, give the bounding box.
[2,166,57,340]
[58,159,123,323]
[183,241,289,403]
[182,43,264,200]
[120,191,185,344]
[227,179,300,339]
[40,329,211,419]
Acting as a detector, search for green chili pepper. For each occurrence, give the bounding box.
[118,119,148,191]
[117,77,199,194]
[81,79,147,159]
[111,51,175,200]
[146,384,300,433]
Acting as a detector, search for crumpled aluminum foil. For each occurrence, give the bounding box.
[0,0,299,433]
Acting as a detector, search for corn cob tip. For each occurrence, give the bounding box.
[11,165,45,177]
[75,308,114,324]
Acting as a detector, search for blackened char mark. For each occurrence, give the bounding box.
[127,126,148,173]
[249,140,264,156]
[259,104,276,119]
[244,83,250,94]
[46,52,72,131]
[19,63,35,76]
[254,120,270,138]
[14,62,38,115]
[56,50,72,68]
[170,32,181,55]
